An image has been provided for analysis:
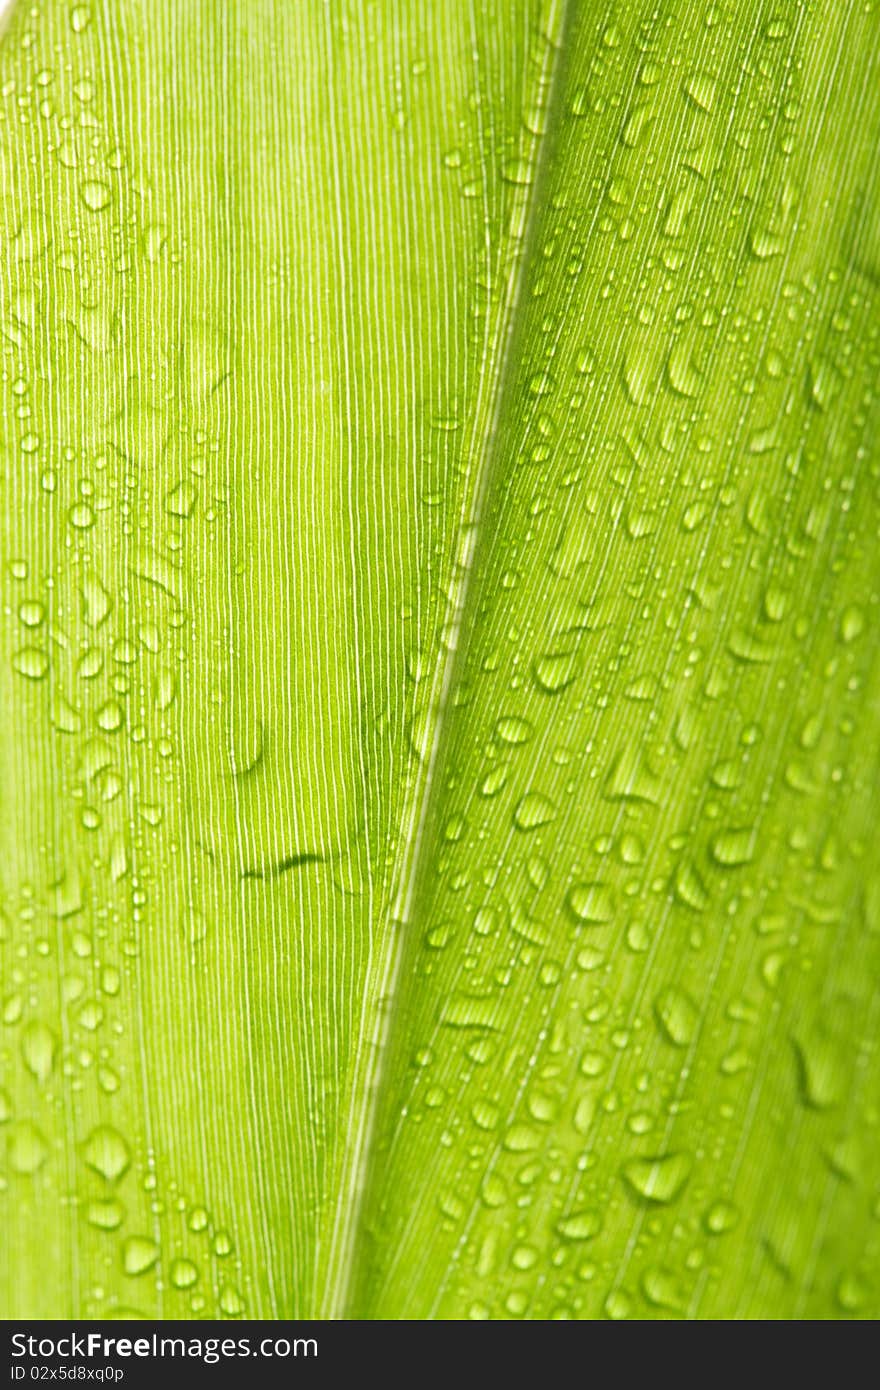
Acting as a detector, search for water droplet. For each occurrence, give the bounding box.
[501,157,533,187]
[12,647,49,680]
[68,501,96,530]
[840,606,865,644]
[709,828,754,868]
[667,338,701,397]
[77,1000,105,1031]
[18,600,45,627]
[792,1029,844,1110]
[81,575,111,627]
[218,1285,245,1316]
[3,994,24,1024]
[82,1125,130,1182]
[188,1206,209,1232]
[683,73,716,113]
[81,180,111,212]
[8,1122,48,1175]
[479,766,508,797]
[170,1259,199,1289]
[532,649,581,694]
[749,226,783,259]
[51,694,82,735]
[836,1273,869,1312]
[808,357,841,411]
[494,715,532,745]
[704,1200,738,1234]
[97,700,124,732]
[21,1021,57,1082]
[674,859,709,911]
[87,1200,124,1230]
[503,1124,541,1152]
[122,1236,159,1276]
[440,993,498,1030]
[142,224,167,262]
[641,1266,684,1312]
[164,481,197,518]
[621,1152,691,1205]
[182,908,209,944]
[511,1244,538,1270]
[513,793,556,831]
[567,882,614,924]
[603,1289,633,1319]
[653,988,699,1047]
[555,1209,602,1241]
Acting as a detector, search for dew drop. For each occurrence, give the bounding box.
[170,1259,199,1289]
[12,648,49,680]
[21,1021,57,1082]
[513,793,556,832]
[81,180,111,212]
[621,1152,691,1205]
[8,1123,49,1175]
[218,1285,245,1317]
[709,828,754,868]
[653,988,699,1047]
[122,1236,159,1276]
[555,1209,602,1241]
[494,715,533,746]
[82,1126,131,1182]
[532,649,581,694]
[87,1200,124,1231]
[567,882,614,924]
[704,1200,738,1235]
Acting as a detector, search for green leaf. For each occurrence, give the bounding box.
[1,0,879,1321]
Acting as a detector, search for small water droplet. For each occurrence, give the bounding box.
[218,1285,245,1316]
[513,793,556,831]
[164,481,197,518]
[653,988,699,1047]
[704,1200,738,1235]
[621,1152,691,1205]
[8,1122,49,1175]
[82,1126,130,1182]
[21,1021,57,1082]
[555,1209,602,1241]
[122,1236,159,1276]
[532,649,581,694]
[87,1200,124,1230]
[81,180,111,212]
[494,715,532,745]
[710,828,754,868]
[567,882,614,924]
[840,606,865,644]
[170,1259,199,1289]
[12,647,49,680]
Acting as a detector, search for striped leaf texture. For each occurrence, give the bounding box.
[1,0,878,1319]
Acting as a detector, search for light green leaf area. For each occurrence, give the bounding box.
[1,0,878,1321]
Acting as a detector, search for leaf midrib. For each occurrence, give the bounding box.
[319,0,577,1320]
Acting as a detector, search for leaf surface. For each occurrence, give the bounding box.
[1,0,878,1320]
